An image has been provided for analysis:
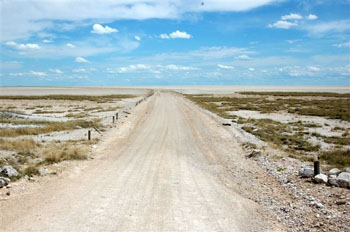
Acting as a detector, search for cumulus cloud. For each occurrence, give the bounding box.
[118,64,149,73]
[49,68,63,74]
[160,30,192,39]
[307,14,318,20]
[66,43,76,48]
[217,64,234,69]
[5,41,40,49]
[75,57,89,63]
[281,13,302,20]
[268,20,298,29]
[91,24,118,34]
[134,35,141,41]
[248,67,255,71]
[29,71,47,76]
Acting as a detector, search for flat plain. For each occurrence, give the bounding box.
[0,86,349,231]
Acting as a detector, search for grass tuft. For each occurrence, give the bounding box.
[321,149,350,167]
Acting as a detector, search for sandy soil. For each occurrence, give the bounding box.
[1,86,349,96]
[0,91,284,231]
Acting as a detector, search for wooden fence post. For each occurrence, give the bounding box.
[88,130,91,140]
[314,156,320,176]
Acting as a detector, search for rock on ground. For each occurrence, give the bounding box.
[0,177,10,188]
[337,172,350,188]
[328,168,341,176]
[0,165,18,178]
[314,174,328,184]
[298,166,314,178]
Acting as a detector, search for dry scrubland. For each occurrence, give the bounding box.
[186,92,350,168]
[0,92,148,179]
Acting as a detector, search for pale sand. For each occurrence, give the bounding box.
[0,85,349,95]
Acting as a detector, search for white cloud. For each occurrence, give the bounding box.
[217,64,234,69]
[72,68,86,73]
[5,41,40,49]
[248,67,255,71]
[75,57,89,63]
[279,65,325,77]
[235,54,251,60]
[66,43,76,48]
[333,42,350,48]
[160,34,170,39]
[30,71,47,76]
[160,30,192,39]
[9,72,25,77]
[281,13,302,20]
[49,68,63,74]
[119,64,149,73]
[42,39,53,43]
[268,20,298,29]
[303,20,350,35]
[165,64,197,70]
[307,14,318,20]
[0,0,280,41]
[286,39,301,44]
[308,66,320,72]
[91,24,118,34]
[134,35,141,41]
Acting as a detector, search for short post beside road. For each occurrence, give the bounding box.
[116,113,118,119]
[314,156,320,176]
[88,130,91,140]
[113,116,115,123]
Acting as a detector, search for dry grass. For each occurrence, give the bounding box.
[33,109,65,114]
[43,143,88,164]
[0,94,135,103]
[186,93,350,121]
[0,118,51,125]
[0,119,102,137]
[97,106,120,112]
[23,165,40,176]
[321,150,350,167]
[0,138,38,153]
[186,93,350,166]
[65,112,90,118]
[239,92,350,98]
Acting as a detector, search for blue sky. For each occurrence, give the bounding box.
[0,0,349,86]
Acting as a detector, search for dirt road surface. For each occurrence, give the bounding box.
[0,91,283,231]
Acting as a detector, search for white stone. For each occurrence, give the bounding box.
[0,165,18,178]
[314,174,328,184]
[337,172,350,188]
[298,166,314,178]
[328,168,341,176]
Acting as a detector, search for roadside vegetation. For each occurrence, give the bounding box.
[0,93,143,180]
[186,92,350,167]
[239,92,350,98]
[0,119,102,137]
[0,94,135,103]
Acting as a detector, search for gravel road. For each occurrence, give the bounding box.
[0,91,283,231]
